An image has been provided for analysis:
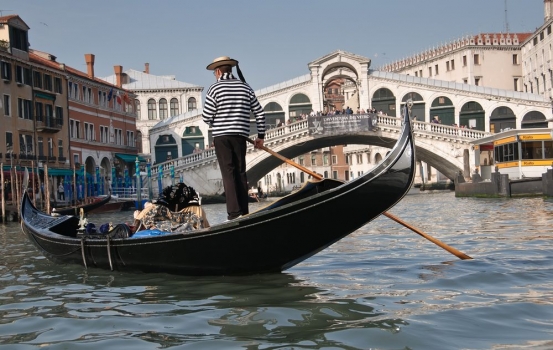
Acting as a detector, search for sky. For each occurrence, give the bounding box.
[1,0,545,94]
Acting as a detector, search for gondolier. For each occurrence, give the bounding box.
[202,56,266,220]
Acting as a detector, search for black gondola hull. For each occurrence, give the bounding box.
[21,114,415,276]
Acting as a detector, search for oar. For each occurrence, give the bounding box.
[246,138,473,260]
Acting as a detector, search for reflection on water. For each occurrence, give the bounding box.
[0,192,553,349]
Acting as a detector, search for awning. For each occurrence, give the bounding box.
[115,153,147,163]
[46,168,74,176]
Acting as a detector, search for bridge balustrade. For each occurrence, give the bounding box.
[151,113,490,180]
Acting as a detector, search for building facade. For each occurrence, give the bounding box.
[0,15,70,175]
[100,64,203,158]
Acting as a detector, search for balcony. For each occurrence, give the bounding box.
[58,156,66,163]
[36,116,63,133]
[38,155,47,162]
[48,156,56,163]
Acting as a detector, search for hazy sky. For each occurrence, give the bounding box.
[2,0,545,93]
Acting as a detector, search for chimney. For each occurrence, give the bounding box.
[85,54,95,79]
[144,63,150,74]
[546,0,553,22]
[114,65,123,88]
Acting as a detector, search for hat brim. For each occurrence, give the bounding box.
[206,59,238,70]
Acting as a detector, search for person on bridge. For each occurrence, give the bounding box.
[202,56,266,221]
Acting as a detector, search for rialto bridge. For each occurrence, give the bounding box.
[146,50,552,195]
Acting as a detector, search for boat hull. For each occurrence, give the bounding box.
[21,114,415,276]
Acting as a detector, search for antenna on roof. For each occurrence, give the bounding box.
[0,10,13,16]
[504,0,510,33]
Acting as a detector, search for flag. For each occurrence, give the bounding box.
[123,92,131,104]
[116,91,121,104]
[107,88,113,101]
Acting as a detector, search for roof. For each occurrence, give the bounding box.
[255,74,312,96]
[100,69,201,90]
[29,50,128,91]
[0,15,30,29]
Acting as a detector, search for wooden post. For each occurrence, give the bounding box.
[14,166,20,215]
[73,166,77,206]
[31,161,36,207]
[84,169,87,203]
[45,164,50,214]
[1,162,4,223]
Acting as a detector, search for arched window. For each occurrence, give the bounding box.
[170,98,179,116]
[135,99,141,119]
[159,98,168,119]
[148,99,157,120]
[188,97,197,111]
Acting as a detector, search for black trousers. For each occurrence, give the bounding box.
[214,135,249,220]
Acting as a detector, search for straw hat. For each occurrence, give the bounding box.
[206,56,238,70]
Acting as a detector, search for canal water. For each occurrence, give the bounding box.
[1,191,552,349]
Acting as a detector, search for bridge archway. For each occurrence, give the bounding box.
[430,96,455,125]
[521,111,547,128]
[182,126,204,155]
[155,134,178,163]
[490,106,516,133]
[401,92,425,120]
[371,88,396,116]
[460,101,485,130]
[289,93,312,121]
[263,102,285,128]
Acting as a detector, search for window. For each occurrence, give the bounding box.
[44,74,53,91]
[435,64,439,75]
[419,69,422,77]
[9,26,28,52]
[188,97,197,111]
[47,137,54,157]
[35,102,43,122]
[127,131,135,147]
[474,54,480,65]
[24,68,31,85]
[100,126,108,143]
[20,134,33,156]
[16,65,23,84]
[17,98,32,120]
[463,55,467,66]
[73,154,79,166]
[6,132,13,149]
[159,98,168,119]
[45,104,53,124]
[311,154,316,166]
[37,137,44,156]
[463,79,468,84]
[451,59,455,70]
[58,139,63,158]
[428,67,432,77]
[148,99,157,119]
[1,61,11,80]
[534,37,538,45]
[323,154,329,165]
[3,95,9,116]
[135,99,141,118]
[55,106,63,125]
[298,156,304,166]
[475,77,481,86]
[84,122,95,141]
[33,71,42,88]
[170,98,179,116]
[513,54,519,65]
[356,154,363,164]
[332,155,337,164]
[332,171,338,179]
[54,77,62,93]
[494,142,519,162]
[446,61,450,71]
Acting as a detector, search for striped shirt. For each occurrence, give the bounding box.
[202,73,265,139]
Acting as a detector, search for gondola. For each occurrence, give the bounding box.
[20,107,416,276]
[52,194,112,216]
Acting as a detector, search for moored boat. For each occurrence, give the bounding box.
[52,195,111,216]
